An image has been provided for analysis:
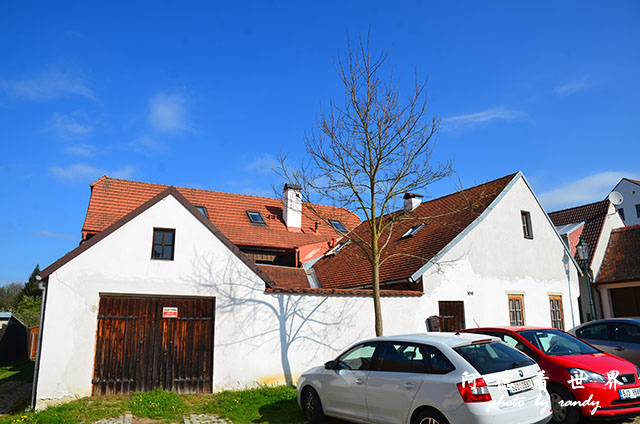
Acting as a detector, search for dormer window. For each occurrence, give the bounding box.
[329,219,347,233]
[152,228,175,260]
[195,206,208,217]
[402,224,424,238]
[247,211,266,226]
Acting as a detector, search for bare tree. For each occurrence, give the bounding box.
[279,34,453,336]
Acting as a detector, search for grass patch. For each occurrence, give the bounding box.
[0,385,303,424]
[0,360,34,383]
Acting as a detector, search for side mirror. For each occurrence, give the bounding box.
[324,360,335,370]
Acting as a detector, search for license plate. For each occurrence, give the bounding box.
[508,378,534,395]
[619,387,640,400]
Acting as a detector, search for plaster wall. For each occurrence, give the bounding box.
[613,179,640,226]
[417,177,581,330]
[36,194,423,408]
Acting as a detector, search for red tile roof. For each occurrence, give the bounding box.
[83,176,359,250]
[266,287,423,297]
[257,265,310,289]
[548,200,609,267]
[312,173,518,289]
[596,225,640,284]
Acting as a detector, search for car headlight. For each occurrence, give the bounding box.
[567,368,607,383]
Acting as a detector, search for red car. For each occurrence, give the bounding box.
[461,327,640,424]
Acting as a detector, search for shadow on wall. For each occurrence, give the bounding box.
[183,250,364,386]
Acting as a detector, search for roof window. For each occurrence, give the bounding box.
[247,211,267,226]
[402,224,424,239]
[329,219,347,233]
[195,206,208,217]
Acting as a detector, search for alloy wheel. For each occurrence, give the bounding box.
[550,391,567,422]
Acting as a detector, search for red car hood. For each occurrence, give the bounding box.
[551,352,637,375]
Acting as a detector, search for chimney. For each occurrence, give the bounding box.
[403,193,423,212]
[283,184,302,229]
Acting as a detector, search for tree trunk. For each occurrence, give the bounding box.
[372,241,383,336]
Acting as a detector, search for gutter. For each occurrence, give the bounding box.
[30,276,48,410]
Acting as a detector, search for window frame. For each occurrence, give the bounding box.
[246,210,267,226]
[521,211,533,239]
[549,295,564,330]
[329,219,347,233]
[151,228,176,261]
[508,294,525,326]
[618,208,625,221]
[195,205,208,217]
[636,204,640,218]
[402,224,424,239]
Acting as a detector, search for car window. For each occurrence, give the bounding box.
[519,329,598,356]
[374,342,454,374]
[576,323,608,341]
[337,343,376,370]
[453,341,534,375]
[613,323,640,344]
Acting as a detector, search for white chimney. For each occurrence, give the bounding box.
[283,184,302,229]
[403,193,423,212]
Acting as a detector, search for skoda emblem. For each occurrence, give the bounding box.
[518,370,524,378]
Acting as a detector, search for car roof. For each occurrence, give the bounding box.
[360,332,499,348]
[464,326,552,333]
[573,318,640,328]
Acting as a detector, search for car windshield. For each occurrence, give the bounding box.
[453,341,535,375]
[518,329,599,356]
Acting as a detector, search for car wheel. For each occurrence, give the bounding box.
[412,409,450,424]
[549,386,580,424]
[302,387,325,423]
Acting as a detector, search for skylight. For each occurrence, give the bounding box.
[402,224,424,238]
[247,210,267,226]
[195,206,208,217]
[329,219,347,233]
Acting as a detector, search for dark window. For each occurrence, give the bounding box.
[618,208,625,221]
[549,296,564,330]
[374,342,454,374]
[246,211,266,226]
[636,204,640,218]
[508,295,525,326]
[613,323,640,344]
[329,219,347,233]
[454,342,534,375]
[335,343,377,371]
[195,206,208,217]
[576,323,608,341]
[521,211,533,239]
[519,329,598,356]
[402,224,424,238]
[152,228,175,260]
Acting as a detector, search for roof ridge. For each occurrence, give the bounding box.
[415,172,517,209]
[549,198,609,215]
[613,224,640,233]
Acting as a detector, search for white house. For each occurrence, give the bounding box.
[611,178,640,226]
[34,171,581,409]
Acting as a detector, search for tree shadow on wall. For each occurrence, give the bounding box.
[184,250,366,386]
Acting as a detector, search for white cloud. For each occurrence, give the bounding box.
[50,163,135,182]
[554,79,588,96]
[538,171,640,210]
[0,71,96,101]
[246,154,279,175]
[441,107,528,130]
[128,136,166,155]
[149,92,189,133]
[64,144,97,157]
[46,111,93,138]
[36,231,75,241]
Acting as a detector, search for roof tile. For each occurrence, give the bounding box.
[596,225,640,284]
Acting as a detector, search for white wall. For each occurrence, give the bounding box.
[36,194,423,408]
[613,179,640,226]
[416,176,581,330]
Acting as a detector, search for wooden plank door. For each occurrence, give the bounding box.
[92,295,215,395]
[438,301,465,332]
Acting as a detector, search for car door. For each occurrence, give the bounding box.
[610,322,640,366]
[323,342,377,421]
[365,341,428,424]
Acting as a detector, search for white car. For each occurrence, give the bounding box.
[297,333,552,424]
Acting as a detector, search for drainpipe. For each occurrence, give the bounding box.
[30,276,47,410]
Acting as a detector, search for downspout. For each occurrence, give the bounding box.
[30,276,48,410]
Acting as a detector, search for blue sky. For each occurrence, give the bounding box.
[1,1,638,284]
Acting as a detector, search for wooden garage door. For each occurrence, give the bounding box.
[92,295,215,395]
[610,287,640,318]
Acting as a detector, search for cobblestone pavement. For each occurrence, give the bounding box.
[0,380,32,414]
[91,414,232,424]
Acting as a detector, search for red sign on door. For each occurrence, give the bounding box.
[162,307,178,318]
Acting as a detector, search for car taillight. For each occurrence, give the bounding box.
[457,378,492,402]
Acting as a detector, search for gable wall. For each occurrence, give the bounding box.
[613,179,640,226]
[37,194,423,408]
[417,176,581,329]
